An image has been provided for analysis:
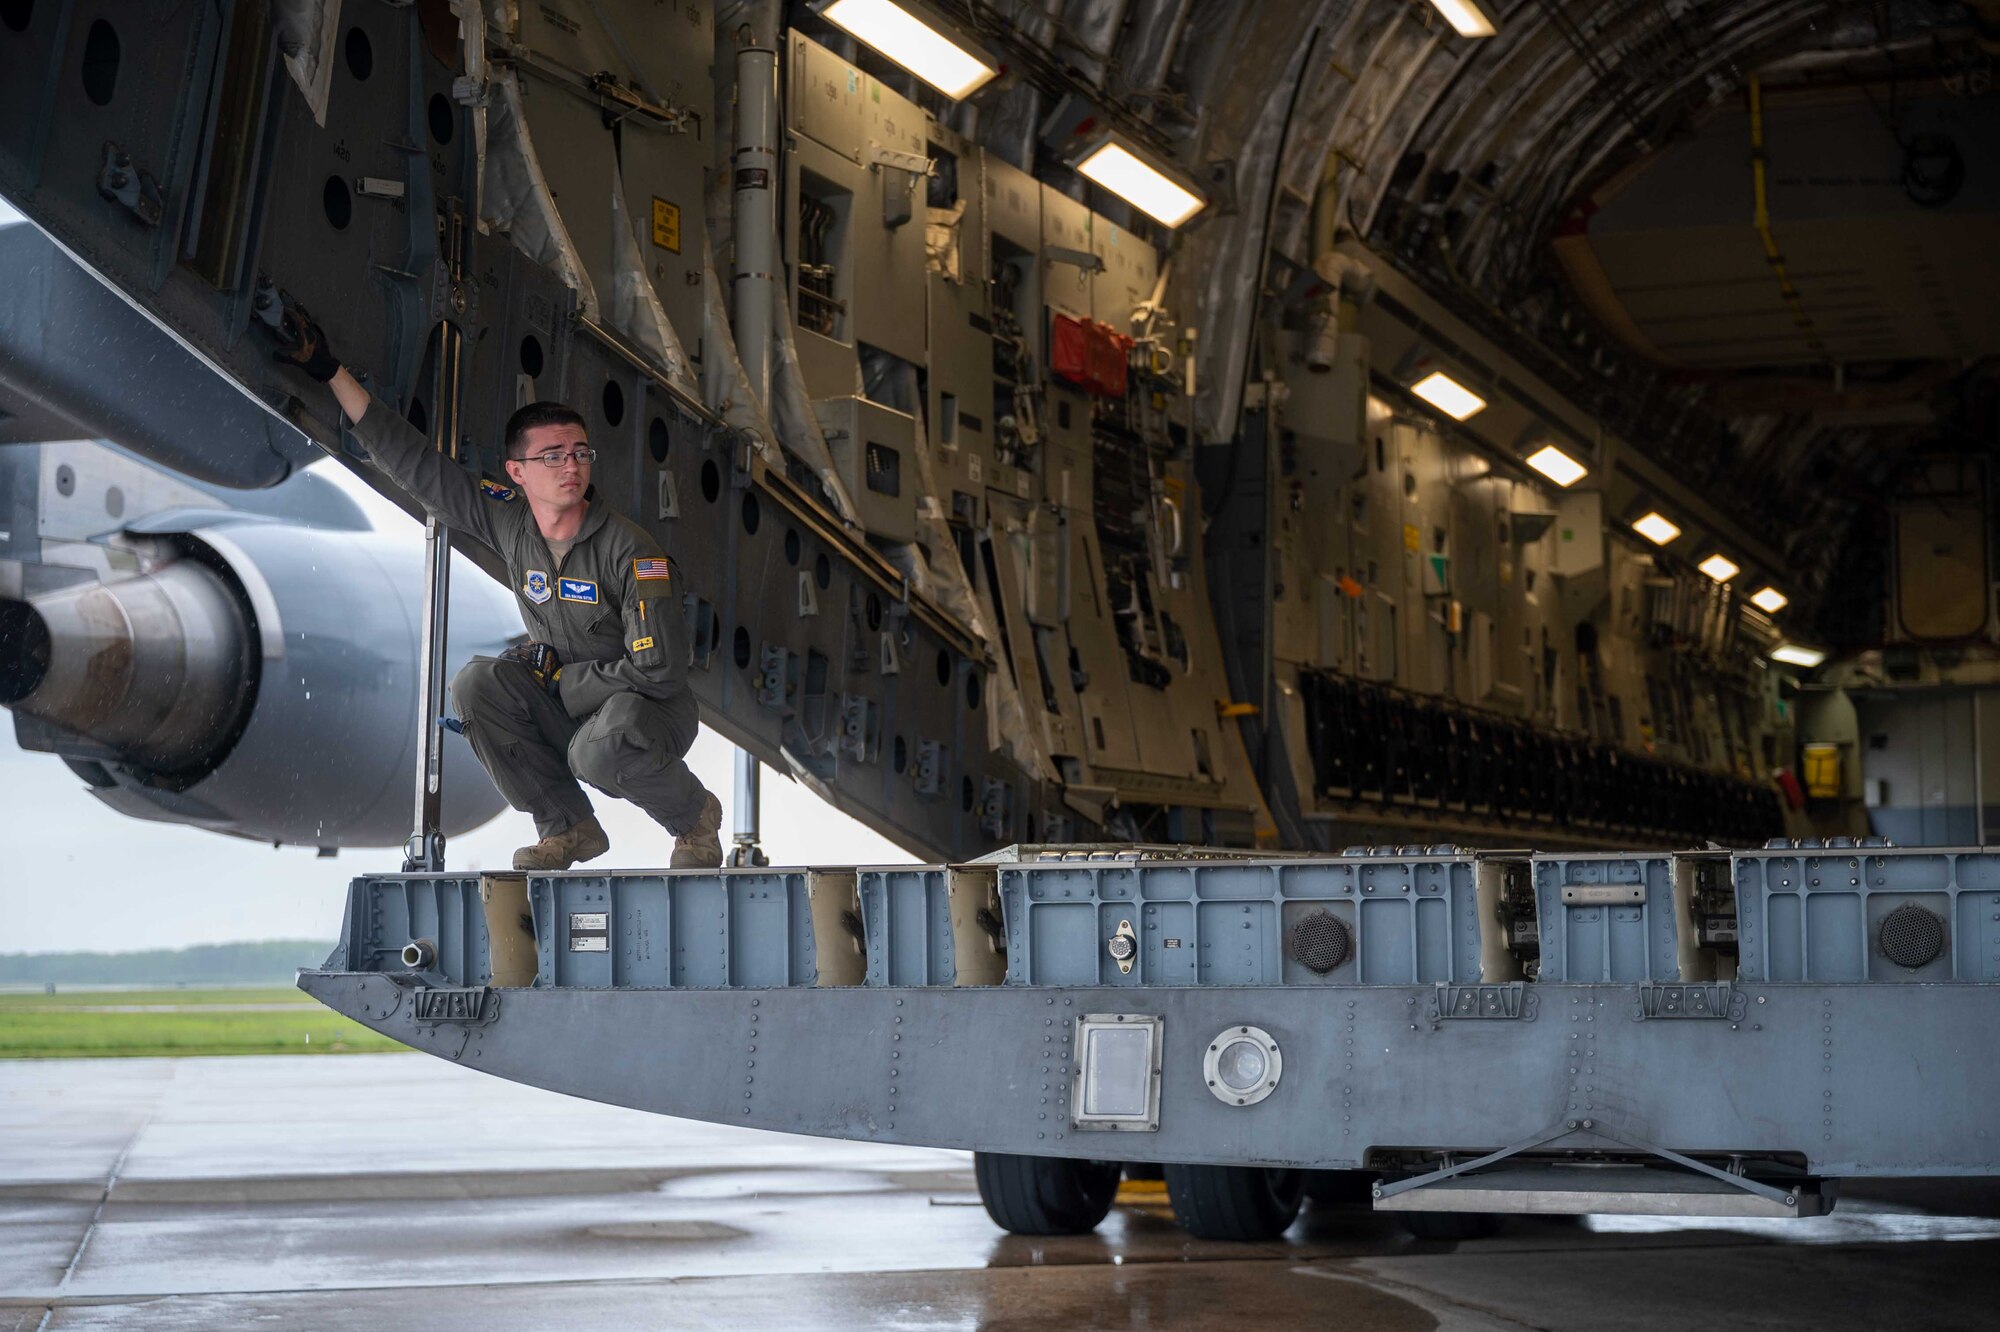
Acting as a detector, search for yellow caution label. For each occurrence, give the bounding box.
[650,197,681,253]
[1403,522,1421,553]
[631,636,655,652]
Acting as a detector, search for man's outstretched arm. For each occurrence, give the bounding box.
[329,365,372,428]
[275,309,505,553]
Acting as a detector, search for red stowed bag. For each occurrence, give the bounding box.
[1050,312,1091,389]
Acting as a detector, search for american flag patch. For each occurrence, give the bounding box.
[633,558,672,581]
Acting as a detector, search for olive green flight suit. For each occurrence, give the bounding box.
[347,395,709,838]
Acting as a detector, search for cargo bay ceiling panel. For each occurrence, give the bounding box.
[1554,89,2000,371]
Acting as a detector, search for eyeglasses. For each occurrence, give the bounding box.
[520,447,598,468]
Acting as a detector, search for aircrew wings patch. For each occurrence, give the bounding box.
[634,557,672,582]
[479,477,518,502]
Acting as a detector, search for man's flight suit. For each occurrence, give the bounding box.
[346,397,708,839]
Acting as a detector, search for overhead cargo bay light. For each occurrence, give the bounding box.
[1751,586,1789,614]
[1072,130,1207,228]
[816,0,1000,100]
[1426,0,1500,38]
[1409,369,1486,420]
[1632,511,1681,546]
[1525,443,1588,487]
[1698,553,1741,583]
[1771,644,1828,668]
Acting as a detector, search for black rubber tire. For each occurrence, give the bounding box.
[1163,1163,1306,1241]
[1303,1168,1377,1206]
[973,1151,1122,1235]
[1398,1210,1505,1241]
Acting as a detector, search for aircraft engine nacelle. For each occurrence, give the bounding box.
[1,518,518,849]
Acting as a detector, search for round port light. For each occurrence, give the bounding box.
[1204,1025,1282,1106]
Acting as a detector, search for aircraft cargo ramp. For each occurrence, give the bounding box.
[300,840,2000,1242]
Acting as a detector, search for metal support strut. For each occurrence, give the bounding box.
[731,26,778,410]
[722,19,777,874]
[728,748,768,866]
[404,203,469,873]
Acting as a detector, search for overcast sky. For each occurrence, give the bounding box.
[1,454,914,956]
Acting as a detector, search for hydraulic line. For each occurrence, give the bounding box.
[1747,76,1828,362]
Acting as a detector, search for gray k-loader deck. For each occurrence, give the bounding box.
[301,840,2000,1242]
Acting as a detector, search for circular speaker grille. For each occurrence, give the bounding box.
[1287,911,1351,974]
[1879,903,1946,970]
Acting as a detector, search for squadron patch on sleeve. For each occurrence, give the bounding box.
[479,477,518,502]
[523,570,552,604]
[633,557,672,582]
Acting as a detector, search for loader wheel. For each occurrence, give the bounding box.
[1397,1210,1505,1241]
[1163,1163,1306,1241]
[1303,1169,1376,1206]
[974,1151,1121,1235]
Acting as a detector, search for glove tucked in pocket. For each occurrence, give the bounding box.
[500,641,563,695]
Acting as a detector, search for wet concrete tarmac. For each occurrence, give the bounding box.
[3,1054,1997,1330]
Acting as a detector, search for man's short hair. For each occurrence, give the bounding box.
[504,402,587,459]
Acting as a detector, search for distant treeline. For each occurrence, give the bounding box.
[0,940,334,985]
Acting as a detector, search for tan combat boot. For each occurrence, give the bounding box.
[670,793,724,869]
[512,814,611,872]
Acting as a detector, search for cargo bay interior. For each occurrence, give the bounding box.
[1,1,1995,861]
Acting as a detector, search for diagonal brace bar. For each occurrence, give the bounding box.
[1375,1120,1799,1208]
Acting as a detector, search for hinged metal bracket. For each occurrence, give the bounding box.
[754,644,795,712]
[1044,245,1106,274]
[1430,983,1537,1021]
[97,142,163,226]
[865,142,933,175]
[401,829,445,875]
[1632,983,1747,1022]
[431,257,477,325]
[585,71,698,132]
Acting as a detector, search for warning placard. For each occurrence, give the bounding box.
[651,197,681,253]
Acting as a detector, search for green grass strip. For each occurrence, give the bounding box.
[0,1006,411,1058]
[0,987,319,1009]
